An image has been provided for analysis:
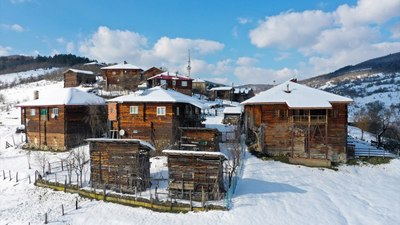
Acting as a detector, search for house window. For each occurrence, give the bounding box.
[30,108,36,116]
[274,109,280,118]
[157,106,166,116]
[130,106,139,114]
[52,108,59,117]
[333,109,339,118]
[176,106,180,116]
[172,80,176,86]
[160,79,167,85]
[182,81,188,87]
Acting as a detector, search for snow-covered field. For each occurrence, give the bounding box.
[0,68,60,84]
[0,76,399,225]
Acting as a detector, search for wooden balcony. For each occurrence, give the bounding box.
[289,115,327,125]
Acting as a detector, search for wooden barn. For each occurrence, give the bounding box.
[17,88,106,151]
[147,71,193,96]
[192,78,207,95]
[209,86,233,101]
[88,138,154,193]
[107,86,205,151]
[63,69,97,88]
[178,127,220,152]
[163,150,227,201]
[223,106,242,125]
[101,63,143,90]
[242,80,353,164]
[142,67,164,80]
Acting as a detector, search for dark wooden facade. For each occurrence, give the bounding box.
[20,105,107,151]
[143,67,164,80]
[210,88,233,101]
[163,150,226,201]
[147,74,193,96]
[192,79,206,95]
[88,139,152,193]
[244,103,349,162]
[178,127,220,152]
[63,69,96,88]
[108,102,203,151]
[232,88,254,102]
[102,65,143,89]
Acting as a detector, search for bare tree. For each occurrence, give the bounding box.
[34,151,48,177]
[71,147,89,187]
[354,107,369,140]
[225,127,243,188]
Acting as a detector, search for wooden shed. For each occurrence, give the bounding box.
[242,81,353,163]
[88,138,154,193]
[147,71,193,96]
[163,150,227,201]
[107,87,205,151]
[209,86,233,101]
[101,63,143,90]
[192,78,206,95]
[63,68,97,88]
[17,88,106,151]
[223,106,242,125]
[232,87,254,102]
[178,127,220,152]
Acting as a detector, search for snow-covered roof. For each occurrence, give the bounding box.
[234,87,252,94]
[147,71,192,81]
[101,63,142,70]
[241,81,353,109]
[210,86,233,91]
[86,138,155,151]
[107,86,206,109]
[193,78,205,82]
[17,88,106,107]
[223,106,242,114]
[64,68,94,75]
[162,149,228,160]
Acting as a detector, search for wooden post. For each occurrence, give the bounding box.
[9,170,11,181]
[16,172,18,182]
[48,162,51,174]
[61,204,64,216]
[103,184,106,201]
[55,173,57,183]
[61,161,64,171]
[64,179,67,192]
[75,198,78,210]
[201,186,205,208]
[190,190,193,211]
[28,175,31,184]
[44,213,48,224]
[3,170,5,180]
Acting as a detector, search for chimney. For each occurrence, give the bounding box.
[290,78,298,83]
[33,90,39,100]
[284,84,291,93]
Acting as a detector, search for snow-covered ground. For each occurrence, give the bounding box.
[0,75,399,225]
[0,68,60,84]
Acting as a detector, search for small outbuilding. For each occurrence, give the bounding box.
[178,127,220,152]
[147,71,193,96]
[163,150,227,201]
[88,138,154,193]
[223,106,242,125]
[63,68,97,88]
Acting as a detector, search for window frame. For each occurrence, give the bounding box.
[156,106,166,116]
[30,108,36,116]
[181,81,188,87]
[52,107,59,116]
[130,105,139,115]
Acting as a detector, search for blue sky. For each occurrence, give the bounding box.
[1,0,400,85]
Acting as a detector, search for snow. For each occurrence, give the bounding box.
[86,138,155,151]
[223,106,242,114]
[0,71,399,225]
[64,68,94,75]
[101,63,141,70]
[147,71,192,80]
[17,87,106,106]
[210,86,233,91]
[108,86,206,109]
[0,68,60,84]
[163,149,228,160]
[242,81,353,108]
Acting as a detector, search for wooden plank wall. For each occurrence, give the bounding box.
[180,129,220,152]
[103,69,142,86]
[90,141,151,193]
[167,154,225,201]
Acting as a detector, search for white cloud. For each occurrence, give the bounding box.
[56,38,65,44]
[335,0,400,27]
[79,26,224,72]
[234,66,298,84]
[249,10,334,48]
[274,52,291,61]
[0,46,12,56]
[1,23,25,32]
[66,42,74,53]
[10,0,31,4]
[237,17,252,25]
[309,42,400,75]
[236,57,258,67]
[391,23,400,39]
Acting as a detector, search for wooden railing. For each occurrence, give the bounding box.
[289,115,327,124]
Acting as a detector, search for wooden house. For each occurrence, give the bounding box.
[142,67,164,80]
[192,78,207,95]
[63,69,97,88]
[17,88,106,151]
[147,71,193,96]
[88,138,154,193]
[163,150,227,201]
[242,81,353,163]
[209,86,233,101]
[223,106,242,125]
[101,63,143,90]
[107,87,205,151]
[178,127,220,152]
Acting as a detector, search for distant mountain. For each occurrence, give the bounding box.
[0,54,93,75]
[301,52,400,112]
